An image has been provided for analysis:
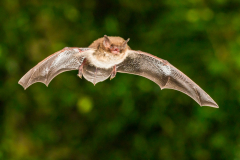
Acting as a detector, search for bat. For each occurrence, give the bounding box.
[18,35,219,108]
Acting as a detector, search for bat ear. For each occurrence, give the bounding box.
[103,35,111,48]
[122,38,130,49]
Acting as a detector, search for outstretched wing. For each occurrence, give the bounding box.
[117,50,218,108]
[18,47,95,90]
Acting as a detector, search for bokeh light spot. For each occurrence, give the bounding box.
[186,9,199,22]
[77,96,93,113]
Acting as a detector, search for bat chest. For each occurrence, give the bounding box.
[87,51,127,69]
[82,63,112,85]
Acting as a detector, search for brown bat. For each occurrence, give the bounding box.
[18,35,218,108]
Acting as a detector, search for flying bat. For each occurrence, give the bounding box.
[18,35,218,108]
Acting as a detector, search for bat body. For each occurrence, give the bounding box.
[19,35,218,108]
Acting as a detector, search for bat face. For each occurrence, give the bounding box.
[104,36,130,54]
[87,36,130,69]
[89,35,130,54]
[18,35,218,108]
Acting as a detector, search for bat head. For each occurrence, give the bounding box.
[103,35,130,54]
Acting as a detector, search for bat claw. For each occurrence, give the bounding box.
[77,74,82,79]
[78,59,85,79]
[110,76,114,80]
[110,65,117,80]
[110,73,116,80]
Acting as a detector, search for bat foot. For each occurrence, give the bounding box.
[77,74,82,79]
[110,75,115,80]
[110,73,116,80]
[78,59,86,79]
[110,65,117,80]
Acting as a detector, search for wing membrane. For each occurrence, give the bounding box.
[18,47,94,89]
[117,50,218,108]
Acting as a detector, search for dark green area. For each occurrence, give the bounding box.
[1,0,239,159]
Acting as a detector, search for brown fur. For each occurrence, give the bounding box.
[89,36,131,52]
[86,36,130,69]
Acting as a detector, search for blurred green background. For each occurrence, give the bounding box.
[1,0,239,159]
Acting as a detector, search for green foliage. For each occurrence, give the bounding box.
[0,0,239,159]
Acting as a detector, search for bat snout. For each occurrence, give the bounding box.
[110,47,120,54]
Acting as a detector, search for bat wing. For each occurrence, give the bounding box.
[18,47,95,90]
[117,50,218,108]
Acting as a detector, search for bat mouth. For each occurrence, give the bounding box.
[111,48,120,54]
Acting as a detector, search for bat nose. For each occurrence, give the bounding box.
[111,47,120,54]
[111,47,119,52]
